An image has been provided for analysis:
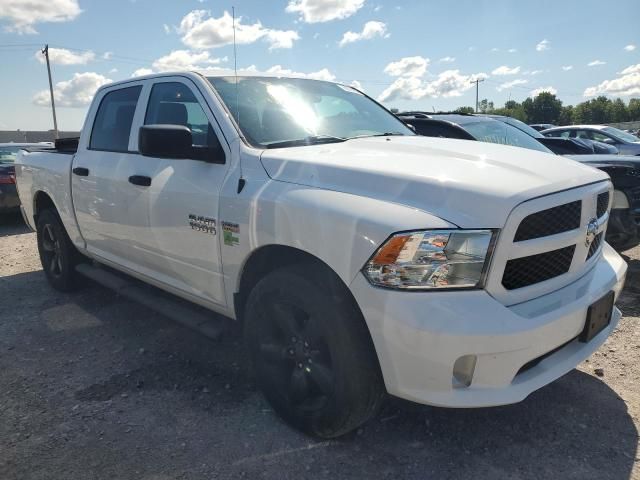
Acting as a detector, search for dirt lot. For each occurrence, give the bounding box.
[1,214,639,480]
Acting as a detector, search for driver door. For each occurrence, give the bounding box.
[132,78,231,306]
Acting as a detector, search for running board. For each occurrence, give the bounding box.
[75,263,228,340]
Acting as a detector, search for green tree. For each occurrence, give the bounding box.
[558,105,574,125]
[523,92,563,124]
[478,99,494,113]
[454,106,475,114]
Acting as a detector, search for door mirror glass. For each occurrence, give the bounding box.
[139,124,192,159]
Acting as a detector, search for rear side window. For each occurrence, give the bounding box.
[90,86,142,152]
[145,82,221,149]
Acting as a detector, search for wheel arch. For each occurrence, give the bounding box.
[235,244,333,321]
[33,190,58,222]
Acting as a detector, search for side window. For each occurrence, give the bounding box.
[145,82,221,150]
[90,86,142,152]
[590,131,616,144]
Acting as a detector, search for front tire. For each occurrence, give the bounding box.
[36,209,82,292]
[244,263,384,438]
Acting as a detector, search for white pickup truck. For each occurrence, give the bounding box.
[16,72,627,438]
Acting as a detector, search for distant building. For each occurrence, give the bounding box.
[0,131,80,143]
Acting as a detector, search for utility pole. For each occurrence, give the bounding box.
[470,77,485,113]
[42,44,59,139]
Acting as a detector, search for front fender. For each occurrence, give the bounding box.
[220,179,455,309]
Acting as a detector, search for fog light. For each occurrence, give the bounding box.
[452,355,477,388]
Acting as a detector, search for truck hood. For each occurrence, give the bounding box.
[260,136,609,228]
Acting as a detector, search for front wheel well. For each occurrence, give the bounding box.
[235,245,328,320]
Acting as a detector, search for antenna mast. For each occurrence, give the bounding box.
[232,6,245,193]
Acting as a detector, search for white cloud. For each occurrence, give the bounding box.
[102,52,113,60]
[378,69,487,103]
[620,64,640,75]
[529,69,543,75]
[33,72,111,107]
[151,50,227,72]
[265,65,336,81]
[624,44,636,52]
[35,47,95,65]
[438,56,455,63]
[378,76,428,102]
[491,65,520,75]
[383,56,429,77]
[490,47,499,52]
[587,60,606,67]
[286,0,365,23]
[163,23,171,34]
[496,79,528,91]
[530,86,557,96]
[536,39,550,51]
[584,63,640,97]
[0,0,81,34]
[339,20,387,47]
[132,68,153,78]
[373,4,382,11]
[562,65,573,71]
[350,79,363,90]
[178,10,300,50]
[507,48,517,53]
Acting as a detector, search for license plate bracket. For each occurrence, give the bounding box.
[580,291,614,343]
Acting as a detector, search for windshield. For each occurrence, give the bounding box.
[602,126,640,143]
[500,117,544,139]
[208,76,413,148]
[0,147,21,164]
[463,121,553,154]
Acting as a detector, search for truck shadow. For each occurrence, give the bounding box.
[2,270,637,480]
[0,212,30,237]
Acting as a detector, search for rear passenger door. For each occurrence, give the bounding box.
[132,78,230,306]
[72,82,157,269]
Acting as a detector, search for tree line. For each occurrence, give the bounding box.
[455,94,640,126]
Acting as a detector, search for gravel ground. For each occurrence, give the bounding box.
[1,213,639,480]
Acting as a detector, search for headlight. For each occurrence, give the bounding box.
[363,229,496,290]
[612,190,630,209]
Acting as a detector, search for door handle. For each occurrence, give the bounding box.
[72,167,89,176]
[128,175,152,187]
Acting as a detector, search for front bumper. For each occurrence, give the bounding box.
[0,183,20,212]
[350,243,627,407]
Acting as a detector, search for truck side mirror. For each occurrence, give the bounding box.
[139,124,192,159]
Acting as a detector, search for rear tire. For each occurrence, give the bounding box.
[36,209,82,292]
[244,263,384,438]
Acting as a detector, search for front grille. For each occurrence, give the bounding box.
[502,245,575,290]
[596,192,609,218]
[514,201,581,242]
[587,232,603,259]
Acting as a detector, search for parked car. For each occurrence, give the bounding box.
[542,125,640,156]
[397,113,639,251]
[530,123,556,132]
[0,143,52,217]
[483,115,619,155]
[16,73,626,438]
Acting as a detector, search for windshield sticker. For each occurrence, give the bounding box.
[189,214,217,235]
[222,221,240,246]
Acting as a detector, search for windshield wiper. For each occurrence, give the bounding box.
[348,132,408,140]
[264,135,347,149]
